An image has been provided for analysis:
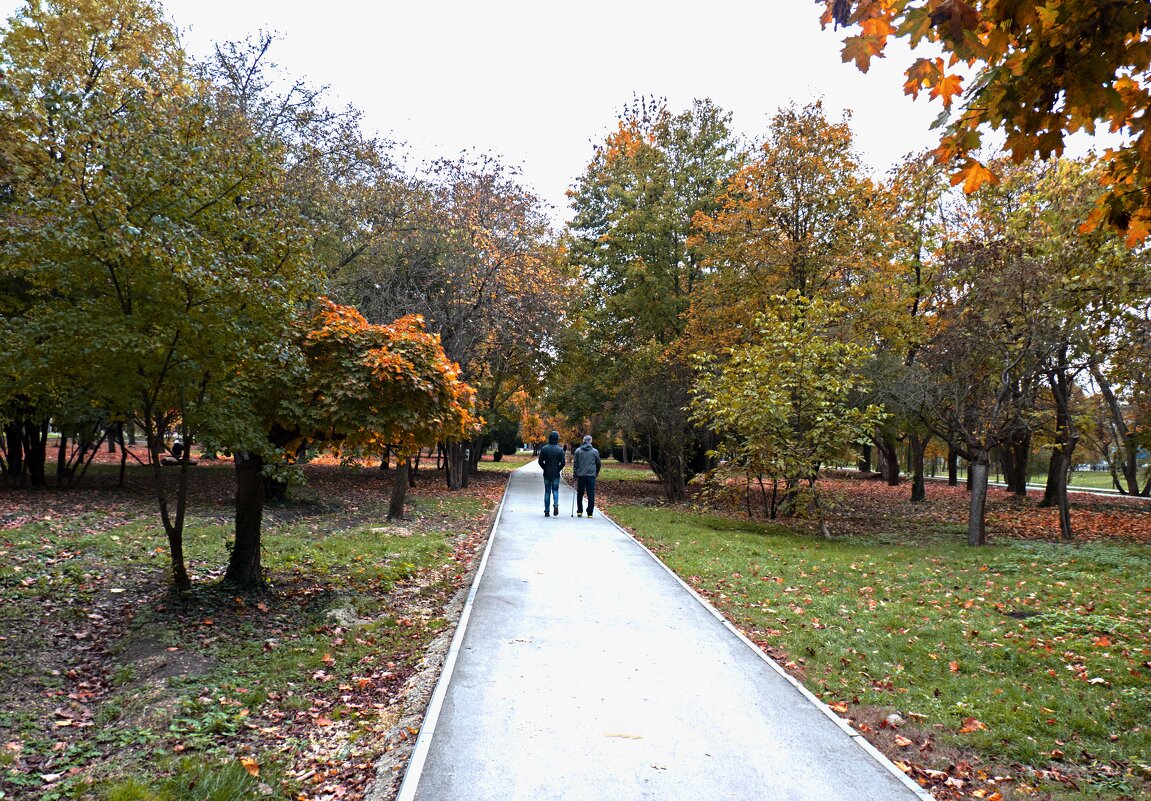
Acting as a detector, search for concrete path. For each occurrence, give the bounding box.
[397,462,930,801]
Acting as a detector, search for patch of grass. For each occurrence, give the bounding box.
[612,505,1151,800]
[597,463,658,482]
[476,453,533,473]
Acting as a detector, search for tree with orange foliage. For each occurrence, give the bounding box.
[223,299,476,589]
[821,1,1151,244]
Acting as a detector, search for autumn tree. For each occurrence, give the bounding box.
[333,155,563,488]
[689,101,901,490]
[221,300,476,589]
[821,1,1151,244]
[916,198,1049,545]
[0,1,319,589]
[693,294,884,535]
[562,97,737,501]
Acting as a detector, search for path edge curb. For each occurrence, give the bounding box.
[393,473,512,801]
[600,509,936,801]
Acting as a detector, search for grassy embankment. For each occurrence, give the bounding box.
[611,504,1151,800]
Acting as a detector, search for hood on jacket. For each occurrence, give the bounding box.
[548,431,560,444]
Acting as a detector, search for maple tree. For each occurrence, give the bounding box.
[821,0,1151,243]
[222,299,476,588]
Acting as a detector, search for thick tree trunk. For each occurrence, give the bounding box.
[1040,450,1061,508]
[967,450,990,546]
[225,452,266,590]
[3,422,23,485]
[857,443,872,473]
[661,455,688,503]
[909,433,929,502]
[1000,431,1031,497]
[388,459,410,520]
[444,441,469,489]
[876,436,900,486]
[23,419,48,488]
[947,445,959,486]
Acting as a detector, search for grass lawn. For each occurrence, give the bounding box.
[0,457,503,801]
[611,505,1151,800]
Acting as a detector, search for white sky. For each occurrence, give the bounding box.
[1,1,1114,222]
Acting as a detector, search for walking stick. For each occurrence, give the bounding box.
[570,473,576,517]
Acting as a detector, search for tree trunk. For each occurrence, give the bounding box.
[1046,364,1080,539]
[909,433,929,502]
[947,445,959,486]
[444,441,469,489]
[3,422,23,485]
[1092,365,1144,495]
[1001,430,1030,497]
[388,459,410,520]
[145,414,191,591]
[225,452,266,590]
[857,443,872,473]
[876,436,900,486]
[116,424,129,487]
[23,419,48,488]
[967,450,990,546]
[55,433,69,487]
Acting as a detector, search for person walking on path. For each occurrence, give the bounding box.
[537,431,565,517]
[573,434,602,517]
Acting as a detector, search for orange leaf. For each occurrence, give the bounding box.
[239,756,259,777]
[959,717,988,733]
[841,35,885,72]
[894,734,914,747]
[828,701,849,714]
[1093,635,1112,647]
[951,159,998,194]
[930,72,964,108]
[949,660,960,673]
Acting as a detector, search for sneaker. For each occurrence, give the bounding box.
[588,510,594,517]
[553,505,559,516]
[545,510,550,517]
[577,511,582,517]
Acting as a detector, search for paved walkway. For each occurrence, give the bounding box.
[397,462,929,801]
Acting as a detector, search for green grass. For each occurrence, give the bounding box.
[476,453,533,473]
[597,462,658,482]
[611,505,1151,800]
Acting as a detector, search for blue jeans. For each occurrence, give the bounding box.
[543,476,560,511]
[576,476,596,514]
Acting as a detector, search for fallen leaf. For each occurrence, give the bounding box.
[239,756,260,777]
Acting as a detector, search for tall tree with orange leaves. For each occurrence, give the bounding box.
[562,98,737,501]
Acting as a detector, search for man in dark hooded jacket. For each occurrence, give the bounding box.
[573,434,602,517]
[537,430,565,517]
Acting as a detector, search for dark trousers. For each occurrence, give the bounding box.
[576,475,596,514]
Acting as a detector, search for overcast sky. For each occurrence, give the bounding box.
[0,1,1110,222]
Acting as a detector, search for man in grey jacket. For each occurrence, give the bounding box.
[573,434,602,517]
